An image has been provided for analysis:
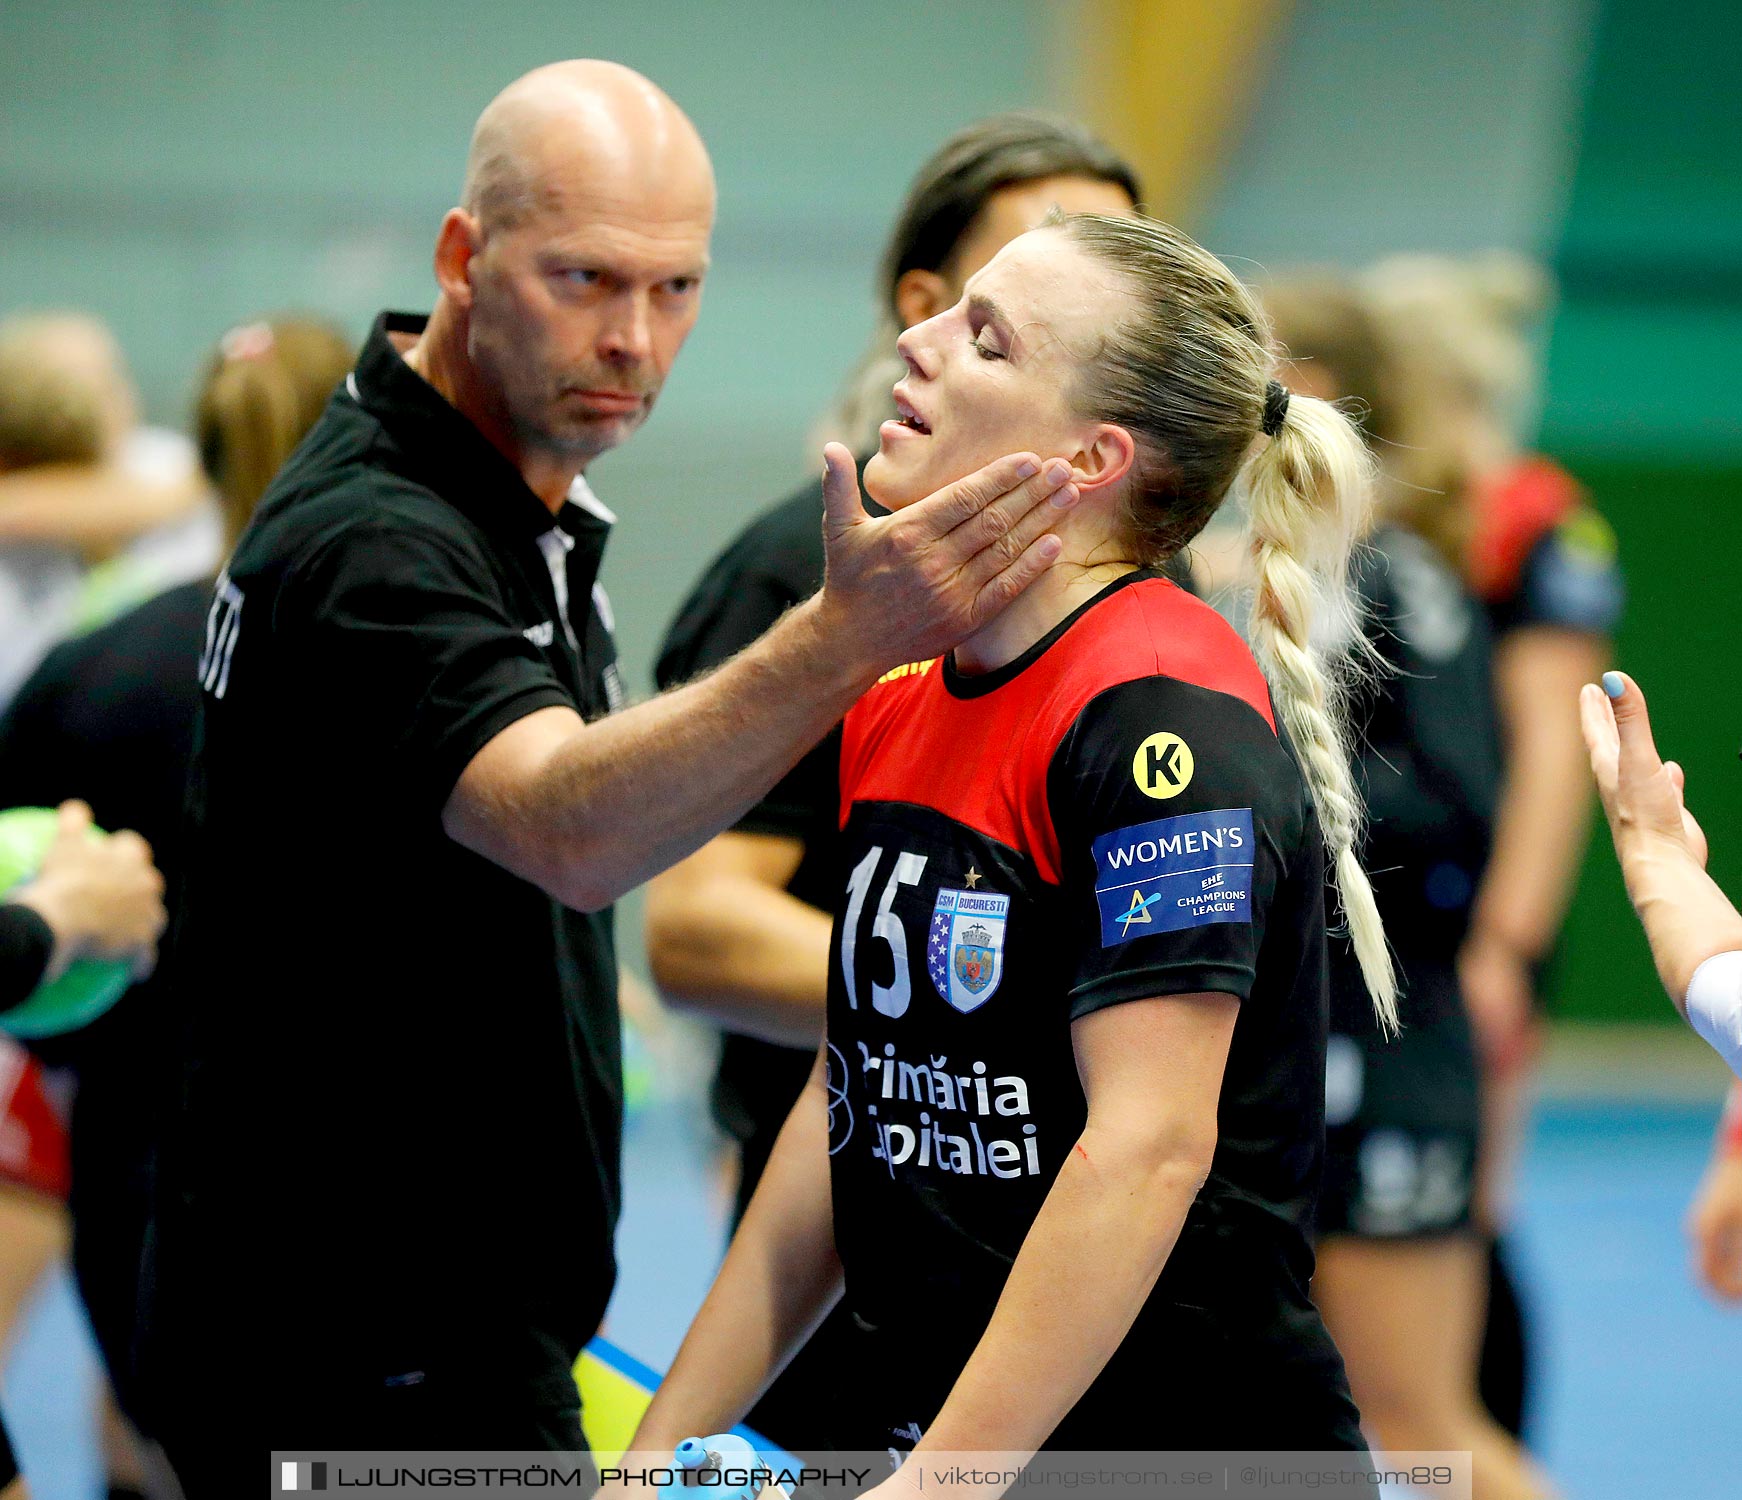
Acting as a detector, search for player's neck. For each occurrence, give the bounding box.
[401,304,582,514]
[953,544,1137,676]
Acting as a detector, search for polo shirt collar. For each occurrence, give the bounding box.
[350,311,613,546]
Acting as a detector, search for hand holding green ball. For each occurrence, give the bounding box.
[0,802,166,1038]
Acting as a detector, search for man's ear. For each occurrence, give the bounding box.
[433,209,482,308]
[1071,425,1137,494]
[894,269,953,330]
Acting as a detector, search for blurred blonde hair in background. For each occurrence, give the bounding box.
[0,313,136,470]
[1263,254,1554,572]
[194,316,354,547]
[1362,252,1552,424]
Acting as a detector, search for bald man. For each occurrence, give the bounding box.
[141,61,1074,1485]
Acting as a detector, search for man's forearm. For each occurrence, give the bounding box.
[0,463,202,556]
[649,877,832,1048]
[529,596,874,910]
[451,450,1075,909]
[1478,632,1607,958]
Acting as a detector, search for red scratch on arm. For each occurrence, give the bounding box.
[1074,1143,1091,1164]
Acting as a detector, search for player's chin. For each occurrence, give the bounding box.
[861,451,926,511]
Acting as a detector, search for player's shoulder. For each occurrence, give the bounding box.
[1048,573,1276,736]
[241,446,481,579]
[1469,456,1616,601]
[850,654,945,724]
[226,485,491,649]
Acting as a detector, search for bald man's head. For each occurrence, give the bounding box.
[461,60,714,237]
[425,62,716,478]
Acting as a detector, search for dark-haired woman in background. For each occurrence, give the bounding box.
[0,317,352,1481]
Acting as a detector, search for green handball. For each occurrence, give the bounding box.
[0,806,134,1039]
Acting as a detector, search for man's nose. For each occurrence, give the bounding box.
[597,292,653,365]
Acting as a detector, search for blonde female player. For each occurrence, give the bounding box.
[628,212,1395,1468]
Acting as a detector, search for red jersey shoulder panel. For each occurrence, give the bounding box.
[1468,455,1585,601]
[840,577,1275,884]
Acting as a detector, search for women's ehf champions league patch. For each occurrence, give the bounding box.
[927,887,1011,1013]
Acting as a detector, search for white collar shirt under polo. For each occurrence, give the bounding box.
[536,473,616,658]
[536,526,580,656]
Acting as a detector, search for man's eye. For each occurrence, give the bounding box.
[970,336,1006,361]
[559,268,602,285]
[665,276,699,295]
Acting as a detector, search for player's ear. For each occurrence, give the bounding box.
[433,209,482,308]
[895,269,953,330]
[1070,425,1137,495]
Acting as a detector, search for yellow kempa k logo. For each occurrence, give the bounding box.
[1133,732,1194,799]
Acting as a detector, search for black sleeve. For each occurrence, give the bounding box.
[655,512,834,843]
[0,902,54,1013]
[1493,504,1624,637]
[657,566,805,685]
[282,521,575,814]
[1047,675,1307,1017]
[0,640,75,809]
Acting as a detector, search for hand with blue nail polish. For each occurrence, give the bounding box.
[1581,669,1742,1014]
[1580,670,1707,869]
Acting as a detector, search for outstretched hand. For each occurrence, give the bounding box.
[1579,671,1708,872]
[816,443,1076,674]
[9,800,166,984]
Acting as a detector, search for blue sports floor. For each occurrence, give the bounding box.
[8,1074,1741,1498]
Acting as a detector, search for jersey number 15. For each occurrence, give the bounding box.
[841,845,928,1018]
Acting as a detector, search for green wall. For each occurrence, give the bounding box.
[1537,0,1742,1021]
[1546,461,1742,1021]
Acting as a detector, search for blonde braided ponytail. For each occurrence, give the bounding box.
[1055,211,1396,1030]
[1242,392,1398,1032]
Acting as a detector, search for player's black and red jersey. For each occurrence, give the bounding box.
[824,569,1363,1451]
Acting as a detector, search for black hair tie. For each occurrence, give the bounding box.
[1261,379,1291,437]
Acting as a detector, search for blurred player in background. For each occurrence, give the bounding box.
[1690,1084,1742,1300]
[1363,255,1623,1439]
[649,113,1140,1452]
[0,317,353,1492]
[1262,274,1558,1499]
[0,314,211,711]
[1,799,165,1500]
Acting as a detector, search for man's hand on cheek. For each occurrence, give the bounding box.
[816,443,1077,673]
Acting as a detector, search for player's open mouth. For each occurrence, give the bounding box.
[891,388,931,435]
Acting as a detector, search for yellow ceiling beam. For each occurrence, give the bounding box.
[1053,0,1294,224]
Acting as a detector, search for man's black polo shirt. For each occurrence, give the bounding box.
[152,312,626,1401]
